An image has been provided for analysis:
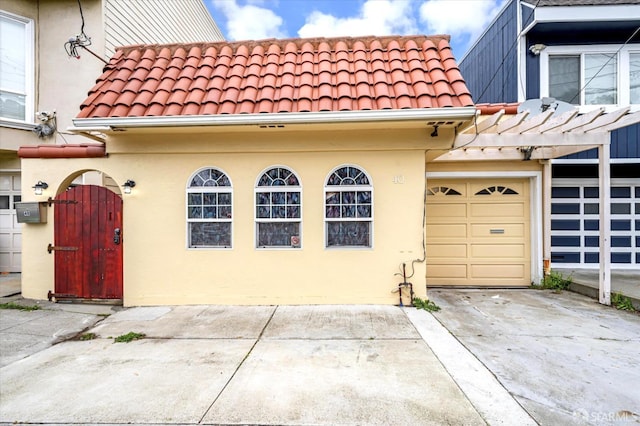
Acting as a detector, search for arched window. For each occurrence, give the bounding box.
[187,168,232,248]
[255,166,302,248]
[324,165,372,248]
[475,185,519,195]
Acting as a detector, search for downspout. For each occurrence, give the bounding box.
[541,160,551,277]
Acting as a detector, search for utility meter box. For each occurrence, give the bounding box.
[15,202,47,224]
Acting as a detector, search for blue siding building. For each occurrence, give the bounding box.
[460,0,640,269]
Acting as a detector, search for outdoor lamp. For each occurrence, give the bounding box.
[123,180,136,194]
[33,181,48,195]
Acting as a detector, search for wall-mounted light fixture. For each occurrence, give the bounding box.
[32,181,49,195]
[529,44,546,56]
[123,179,136,194]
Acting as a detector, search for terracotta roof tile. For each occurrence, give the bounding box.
[78,35,474,118]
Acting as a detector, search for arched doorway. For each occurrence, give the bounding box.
[49,172,123,301]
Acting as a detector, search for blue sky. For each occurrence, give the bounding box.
[206,0,507,61]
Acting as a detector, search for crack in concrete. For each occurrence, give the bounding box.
[198,305,278,424]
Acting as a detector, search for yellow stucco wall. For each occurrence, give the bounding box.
[20,128,431,305]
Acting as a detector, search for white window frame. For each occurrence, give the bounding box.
[254,165,302,250]
[186,167,233,249]
[0,10,35,126]
[324,164,374,249]
[540,44,640,112]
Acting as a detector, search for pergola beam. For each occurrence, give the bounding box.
[453,132,607,149]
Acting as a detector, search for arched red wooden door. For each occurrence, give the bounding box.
[53,185,123,300]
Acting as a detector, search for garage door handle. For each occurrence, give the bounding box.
[490,229,505,234]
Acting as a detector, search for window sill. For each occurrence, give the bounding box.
[0,119,36,131]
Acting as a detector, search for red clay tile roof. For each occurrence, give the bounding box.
[77,35,474,119]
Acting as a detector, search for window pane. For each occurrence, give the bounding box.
[0,16,26,92]
[549,55,580,104]
[189,222,231,247]
[585,53,617,105]
[0,91,26,120]
[327,221,371,247]
[257,222,300,247]
[631,53,640,104]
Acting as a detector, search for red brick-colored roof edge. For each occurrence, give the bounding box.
[18,144,106,159]
[77,34,474,119]
[476,102,520,115]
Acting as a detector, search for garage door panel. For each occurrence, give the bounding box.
[471,223,525,238]
[426,179,530,287]
[471,264,525,279]
[471,203,525,218]
[471,244,525,258]
[426,203,466,218]
[426,223,467,238]
[426,244,467,258]
[427,264,467,278]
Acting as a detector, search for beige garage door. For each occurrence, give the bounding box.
[426,179,530,286]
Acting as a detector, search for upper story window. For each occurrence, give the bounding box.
[0,11,34,123]
[631,53,640,104]
[187,168,232,248]
[541,45,639,107]
[325,165,373,248]
[255,166,301,248]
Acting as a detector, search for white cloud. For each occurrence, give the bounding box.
[298,0,417,38]
[210,0,287,40]
[419,0,506,38]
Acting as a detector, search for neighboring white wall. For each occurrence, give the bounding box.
[104,0,224,57]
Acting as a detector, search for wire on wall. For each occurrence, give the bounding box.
[63,0,107,64]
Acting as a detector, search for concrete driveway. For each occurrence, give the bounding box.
[0,304,532,425]
[429,289,640,426]
[1,290,638,425]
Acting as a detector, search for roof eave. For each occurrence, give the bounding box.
[70,108,477,133]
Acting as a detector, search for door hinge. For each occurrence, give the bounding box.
[47,197,78,206]
[47,244,79,253]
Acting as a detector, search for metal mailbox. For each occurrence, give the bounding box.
[15,202,48,224]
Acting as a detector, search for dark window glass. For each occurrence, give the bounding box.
[612,253,631,263]
[584,203,599,214]
[611,220,631,231]
[611,187,630,198]
[585,252,599,263]
[611,203,631,215]
[585,236,599,247]
[551,220,580,230]
[584,187,599,198]
[551,252,580,263]
[551,203,580,214]
[612,237,631,247]
[551,236,581,247]
[0,196,8,209]
[552,187,580,198]
[584,220,599,230]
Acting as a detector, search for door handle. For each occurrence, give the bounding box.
[113,228,121,245]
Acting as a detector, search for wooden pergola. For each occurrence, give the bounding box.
[435,106,640,305]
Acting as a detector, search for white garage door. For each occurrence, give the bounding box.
[0,173,22,272]
[426,179,531,286]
